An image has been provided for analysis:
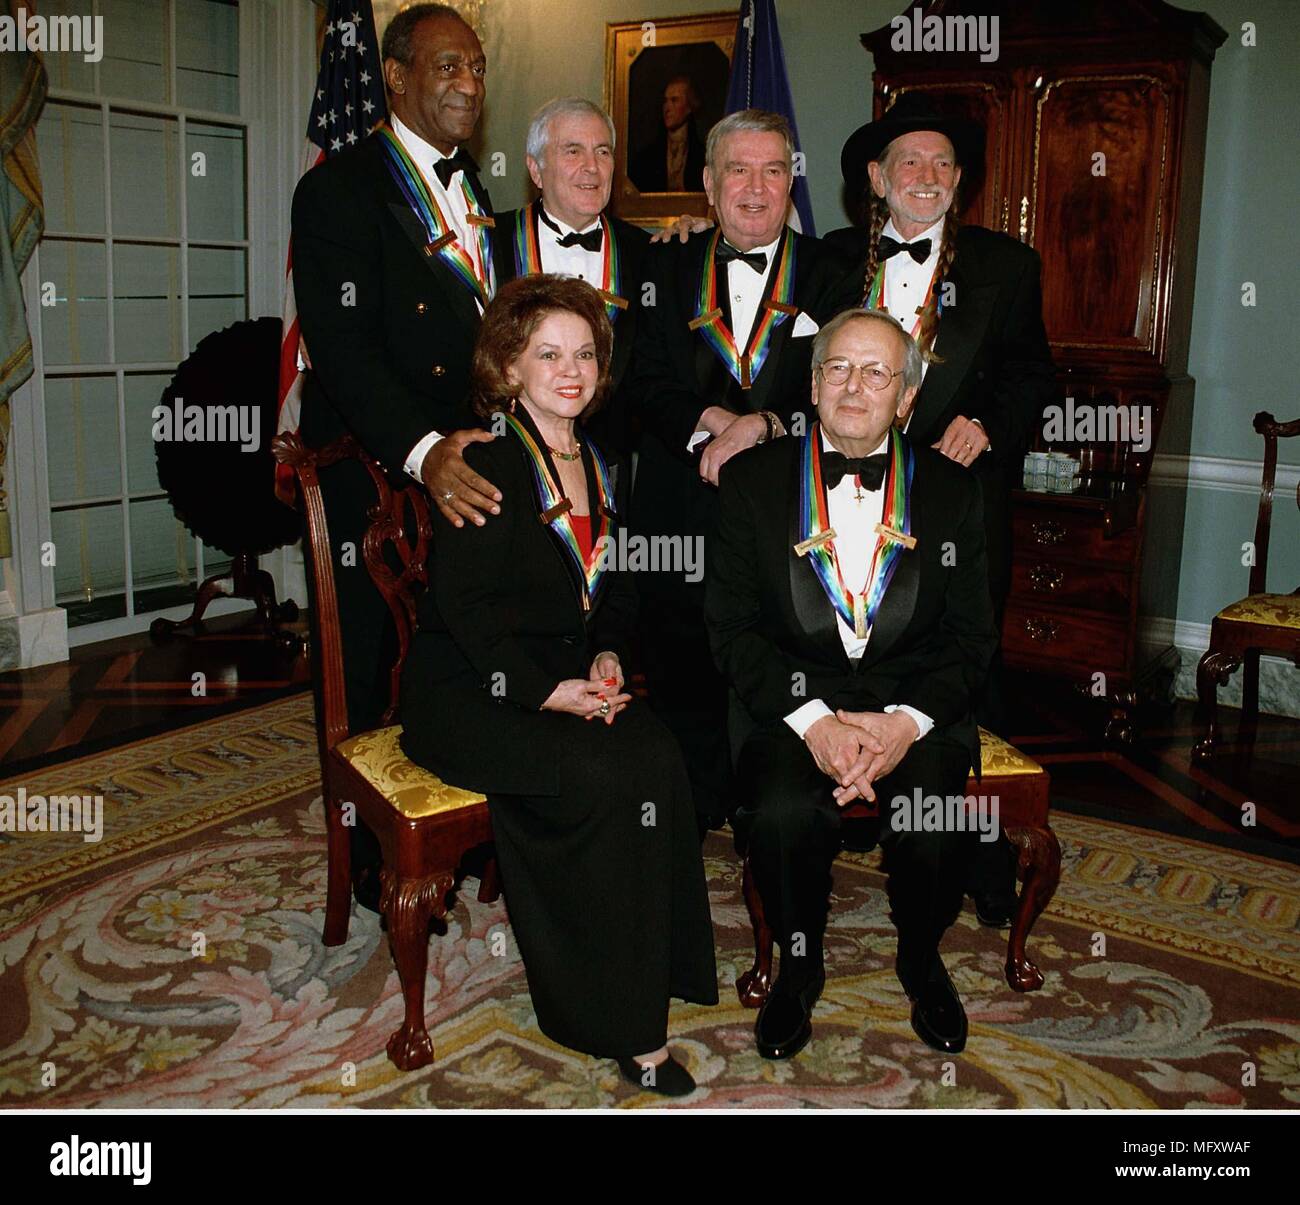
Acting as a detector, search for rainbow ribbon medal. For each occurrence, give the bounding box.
[504,412,614,612]
[864,258,943,336]
[797,423,914,640]
[377,123,495,306]
[691,229,796,389]
[512,203,626,322]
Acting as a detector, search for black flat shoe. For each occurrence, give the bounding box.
[616,1053,696,1097]
[755,968,825,1060]
[901,958,967,1054]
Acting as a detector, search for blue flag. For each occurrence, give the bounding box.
[724,0,815,235]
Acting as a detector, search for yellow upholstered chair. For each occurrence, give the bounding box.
[737,727,1059,1007]
[273,431,496,1071]
[1193,413,1300,761]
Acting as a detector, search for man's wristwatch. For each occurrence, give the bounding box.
[755,410,785,444]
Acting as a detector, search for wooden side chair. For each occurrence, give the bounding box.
[1193,412,1300,762]
[272,431,498,1071]
[736,728,1060,1007]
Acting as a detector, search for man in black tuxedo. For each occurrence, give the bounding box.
[824,95,1057,923]
[628,77,706,193]
[625,108,847,837]
[490,97,650,461]
[707,307,998,1058]
[291,3,502,908]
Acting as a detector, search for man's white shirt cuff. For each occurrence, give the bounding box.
[884,703,933,740]
[405,429,444,481]
[784,699,833,739]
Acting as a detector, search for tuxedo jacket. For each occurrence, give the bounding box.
[399,416,636,797]
[490,207,652,458]
[823,223,1057,598]
[705,434,998,770]
[626,227,848,542]
[291,133,494,472]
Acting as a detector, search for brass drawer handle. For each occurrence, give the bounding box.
[1031,520,1066,546]
[1024,616,1060,642]
[1028,564,1064,591]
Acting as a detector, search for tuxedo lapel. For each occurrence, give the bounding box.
[785,448,850,670]
[906,257,995,444]
[377,143,492,337]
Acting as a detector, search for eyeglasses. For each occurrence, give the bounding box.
[817,360,903,390]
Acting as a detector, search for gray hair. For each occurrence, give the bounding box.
[525,97,616,168]
[381,3,465,67]
[704,108,794,176]
[812,307,923,392]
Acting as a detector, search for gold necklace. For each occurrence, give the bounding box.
[547,441,582,461]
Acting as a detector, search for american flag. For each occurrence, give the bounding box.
[274,0,388,504]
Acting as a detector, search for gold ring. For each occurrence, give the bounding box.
[599,700,611,716]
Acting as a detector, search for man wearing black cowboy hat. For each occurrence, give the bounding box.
[824,92,1057,926]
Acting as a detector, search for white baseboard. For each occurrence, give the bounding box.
[1150,453,1300,495]
[1140,615,1300,718]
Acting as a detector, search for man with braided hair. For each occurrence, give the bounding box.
[825,94,1057,925]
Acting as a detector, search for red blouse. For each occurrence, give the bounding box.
[570,512,593,560]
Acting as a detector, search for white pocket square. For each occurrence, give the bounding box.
[792,311,820,338]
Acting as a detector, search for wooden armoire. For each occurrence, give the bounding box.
[863,0,1227,738]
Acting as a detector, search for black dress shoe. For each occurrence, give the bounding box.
[616,1054,696,1097]
[755,968,825,1060]
[352,864,382,915]
[973,894,1015,928]
[901,958,967,1054]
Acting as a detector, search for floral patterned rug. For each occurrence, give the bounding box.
[1,695,1298,1109]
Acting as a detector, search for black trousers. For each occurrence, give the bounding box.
[734,720,975,988]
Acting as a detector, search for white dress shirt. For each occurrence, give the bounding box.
[879,216,943,391]
[393,112,489,480]
[686,231,783,452]
[784,429,934,743]
[535,205,605,282]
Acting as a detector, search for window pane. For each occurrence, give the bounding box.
[38,102,105,235]
[177,0,240,114]
[125,372,175,494]
[110,112,180,238]
[39,240,111,365]
[44,375,121,504]
[113,243,183,363]
[187,247,246,348]
[50,504,126,606]
[99,0,168,104]
[130,497,196,597]
[38,1,97,93]
[187,123,246,240]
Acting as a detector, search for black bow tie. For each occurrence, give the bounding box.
[538,208,603,253]
[822,451,889,491]
[433,148,477,189]
[717,241,768,273]
[878,235,931,264]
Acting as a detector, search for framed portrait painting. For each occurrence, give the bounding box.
[604,12,736,228]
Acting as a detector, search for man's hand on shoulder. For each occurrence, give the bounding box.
[699,412,768,487]
[421,429,502,527]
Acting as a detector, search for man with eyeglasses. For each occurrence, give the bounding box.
[706,307,998,1059]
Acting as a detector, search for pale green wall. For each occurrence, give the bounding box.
[393,0,1298,631]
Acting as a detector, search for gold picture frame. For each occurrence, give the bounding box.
[604,11,736,228]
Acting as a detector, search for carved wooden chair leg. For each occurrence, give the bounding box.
[380,868,453,1071]
[1240,648,1261,749]
[736,853,774,1008]
[477,852,501,904]
[320,775,351,947]
[1192,648,1240,762]
[1003,825,1061,992]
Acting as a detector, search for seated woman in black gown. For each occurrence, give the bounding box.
[400,274,718,1095]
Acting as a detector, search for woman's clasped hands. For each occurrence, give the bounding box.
[540,651,631,724]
